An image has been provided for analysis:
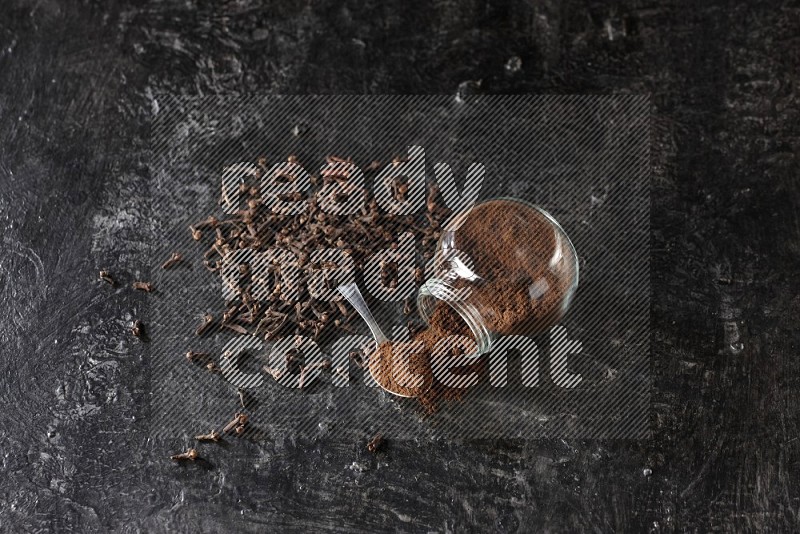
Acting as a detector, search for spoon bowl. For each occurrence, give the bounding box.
[337,283,431,398]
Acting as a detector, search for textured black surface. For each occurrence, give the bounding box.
[1,0,799,532]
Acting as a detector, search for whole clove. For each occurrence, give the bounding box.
[99,270,116,286]
[132,281,154,292]
[222,323,249,335]
[379,260,399,289]
[131,320,144,338]
[407,319,424,338]
[194,430,221,442]
[195,313,215,336]
[367,433,384,453]
[170,448,199,461]
[223,413,248,433]
[333,365,349,381]
[162,252,184,269]
[263,365,285,381]
[414,267,425,286]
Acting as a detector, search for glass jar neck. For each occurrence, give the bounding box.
[417,277,496,355]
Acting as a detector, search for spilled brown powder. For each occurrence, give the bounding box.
[370,341,431,398]
[370,303,481,413]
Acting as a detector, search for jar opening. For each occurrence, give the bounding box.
[417,278,495,355]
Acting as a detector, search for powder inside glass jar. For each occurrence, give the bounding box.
[448,199,575,336]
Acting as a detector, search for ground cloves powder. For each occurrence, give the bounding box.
[445,199,576,336]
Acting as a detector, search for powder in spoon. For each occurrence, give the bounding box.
[370,303,480,412]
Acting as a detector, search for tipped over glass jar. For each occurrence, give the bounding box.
[417,198,579,354]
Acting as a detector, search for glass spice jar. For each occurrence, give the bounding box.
[417,197,579,354]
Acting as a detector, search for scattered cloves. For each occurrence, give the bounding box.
[223,412,248,433]
[221,323,249,335]
[162,252,184,269]
[176,153,456,451]
[99,270,116,286]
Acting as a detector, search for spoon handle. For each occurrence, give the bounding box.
[337,283,389,346]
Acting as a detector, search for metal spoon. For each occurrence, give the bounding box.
[337,283,430,398]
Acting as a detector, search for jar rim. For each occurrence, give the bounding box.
[417,277,496,355]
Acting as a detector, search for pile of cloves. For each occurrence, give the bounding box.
[189,155,451,345]
[170,154,450,460]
